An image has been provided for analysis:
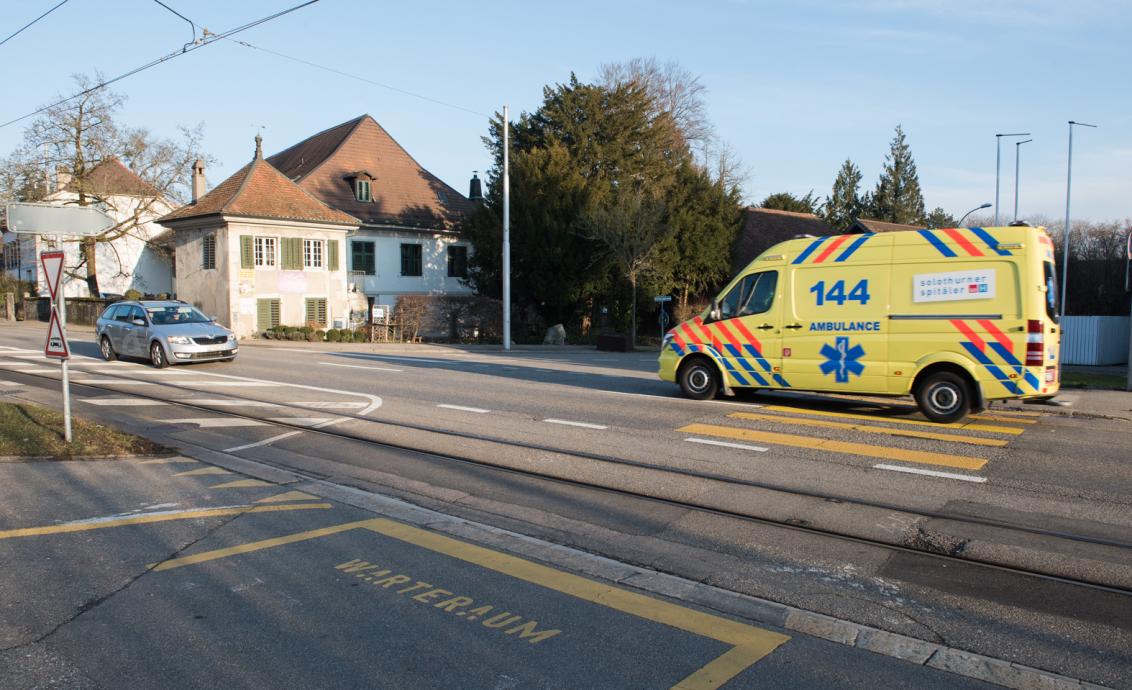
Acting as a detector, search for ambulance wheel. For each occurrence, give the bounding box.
[679,358,719,400]
[916,371,970,423]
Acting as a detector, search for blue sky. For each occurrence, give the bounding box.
[2,0,1129,222]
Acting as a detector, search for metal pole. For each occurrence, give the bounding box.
[1013,139,1031,222]
[1059,121,1097,321]
[994,135,1001,227]
[58,288,71,443]
[994,133,1030,227]
[502,104,511,352]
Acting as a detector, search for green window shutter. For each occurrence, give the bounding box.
[327,239,339,271]
[257,298,280,332]
[318,298,327,325]
[282,238,301,270]
[305,298,316,325]
[240,235,254,269]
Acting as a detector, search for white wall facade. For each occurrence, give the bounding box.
[347,227,473,308]
[30,191,175,298]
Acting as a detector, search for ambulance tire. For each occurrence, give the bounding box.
[915,371,970,423]
[679,357,720,400]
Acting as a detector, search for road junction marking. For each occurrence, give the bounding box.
[728,411,1008,447]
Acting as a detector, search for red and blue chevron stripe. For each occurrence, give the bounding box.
[792,233,875,265]
[920,228,1014,259]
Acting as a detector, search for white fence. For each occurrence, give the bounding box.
[1060,316,1130,365]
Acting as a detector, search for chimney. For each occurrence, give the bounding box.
[191,159,206,203]
[55,166,72,193]
[468,171,483,202]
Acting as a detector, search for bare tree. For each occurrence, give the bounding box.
[600,58,714,156]
[0,74,212,296]
[580,188,670,347]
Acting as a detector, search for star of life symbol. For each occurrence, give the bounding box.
[819,336,865,384]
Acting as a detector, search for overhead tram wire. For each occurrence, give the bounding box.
[0,0,321,130]
[0,0,71,48]
[224,38,491,119]
[151,0,200,52]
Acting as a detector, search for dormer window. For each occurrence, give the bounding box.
[436,189,448,204]
[355,179,371,202]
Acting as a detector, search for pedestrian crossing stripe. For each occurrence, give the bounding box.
[728,411,1008,447]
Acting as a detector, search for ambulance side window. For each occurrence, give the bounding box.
[718,271,778,320]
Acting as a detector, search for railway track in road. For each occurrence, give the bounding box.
[4,362,1132,600]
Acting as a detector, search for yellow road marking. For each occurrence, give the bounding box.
[173,467,233,477]
[137,458,200,465]
[151,518,790,688]
[728,412,1008,447]
[972,413,1037,424]
[256,491,318,503]
[680,423,987,471]
[210,479,276,489]
[761,405,1024,435]
[0,503,332,540]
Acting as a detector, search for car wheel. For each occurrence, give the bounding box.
[150,341,169,369]
[915,371,970,423]
[678,358,719,400]
[100,336,117,362]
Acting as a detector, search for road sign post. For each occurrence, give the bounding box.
[5,203,116,446]
[654,295,673,342]
[40,250,71,442]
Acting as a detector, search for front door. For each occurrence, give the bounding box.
[706,270,784,389]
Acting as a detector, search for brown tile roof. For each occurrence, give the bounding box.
[848,218,923,234]
[267,115,472,231]
[67,158,162,197]
[158,152,358,226]
[732,207,836,272]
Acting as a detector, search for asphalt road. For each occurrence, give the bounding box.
[1,325,1130,688]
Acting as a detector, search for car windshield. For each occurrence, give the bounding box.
[146,305,211,325]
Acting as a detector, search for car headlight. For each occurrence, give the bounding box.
[227,334,236,341]
[167,335,192,345]
[662,332,675,349]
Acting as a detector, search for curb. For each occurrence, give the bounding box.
[0,453,173,463]
[175,441,1112,690]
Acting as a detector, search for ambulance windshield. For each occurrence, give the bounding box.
[719,271,778,320]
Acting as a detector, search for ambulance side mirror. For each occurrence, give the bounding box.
[709,300,721,322]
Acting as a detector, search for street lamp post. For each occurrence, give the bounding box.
[1013,139,1032,222]
[1060,120,1097,320]
[995,132,1030,226]
[957,202,992,228]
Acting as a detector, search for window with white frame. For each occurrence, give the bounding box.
[254,236,277,268]
[303,239,324,269]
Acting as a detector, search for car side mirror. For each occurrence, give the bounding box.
[709,300,721,322]
[132,318,146,327]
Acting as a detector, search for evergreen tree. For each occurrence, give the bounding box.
[868,125,926,225]
[925,207,957,228]
[760,190,818,214]
[822,158,863,230]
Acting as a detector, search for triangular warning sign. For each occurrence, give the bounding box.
[40,251,65,301]
[44,309,69,359]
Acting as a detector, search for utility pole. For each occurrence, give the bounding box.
[502,104,511,352]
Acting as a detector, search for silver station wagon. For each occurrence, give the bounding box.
[96,300,238,368]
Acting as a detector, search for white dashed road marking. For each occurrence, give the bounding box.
[81,397,169,406]
[685,437,769,453]
[166,418,267,428]
[437,404,490,414]
[318,362,402,373]
[873,464,987,483]
[543,418,608,430]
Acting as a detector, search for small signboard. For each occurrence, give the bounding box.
[44,309,69,359]
[5,202,115,236]
[40,250,65,301]
[372,306,386,320]
[654,295,673,303]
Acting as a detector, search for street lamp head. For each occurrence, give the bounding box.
[977,202,992,210]
[1017,139,1033,146]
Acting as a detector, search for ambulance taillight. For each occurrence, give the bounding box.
[1026,319,1044,366]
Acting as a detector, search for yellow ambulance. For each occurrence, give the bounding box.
[658,225,1061,422]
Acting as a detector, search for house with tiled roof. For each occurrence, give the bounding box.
[845,218,922,234]
[2,158,175,298]
[732,208,836,273]
[266,115,476,315]
[158,135,360,338]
